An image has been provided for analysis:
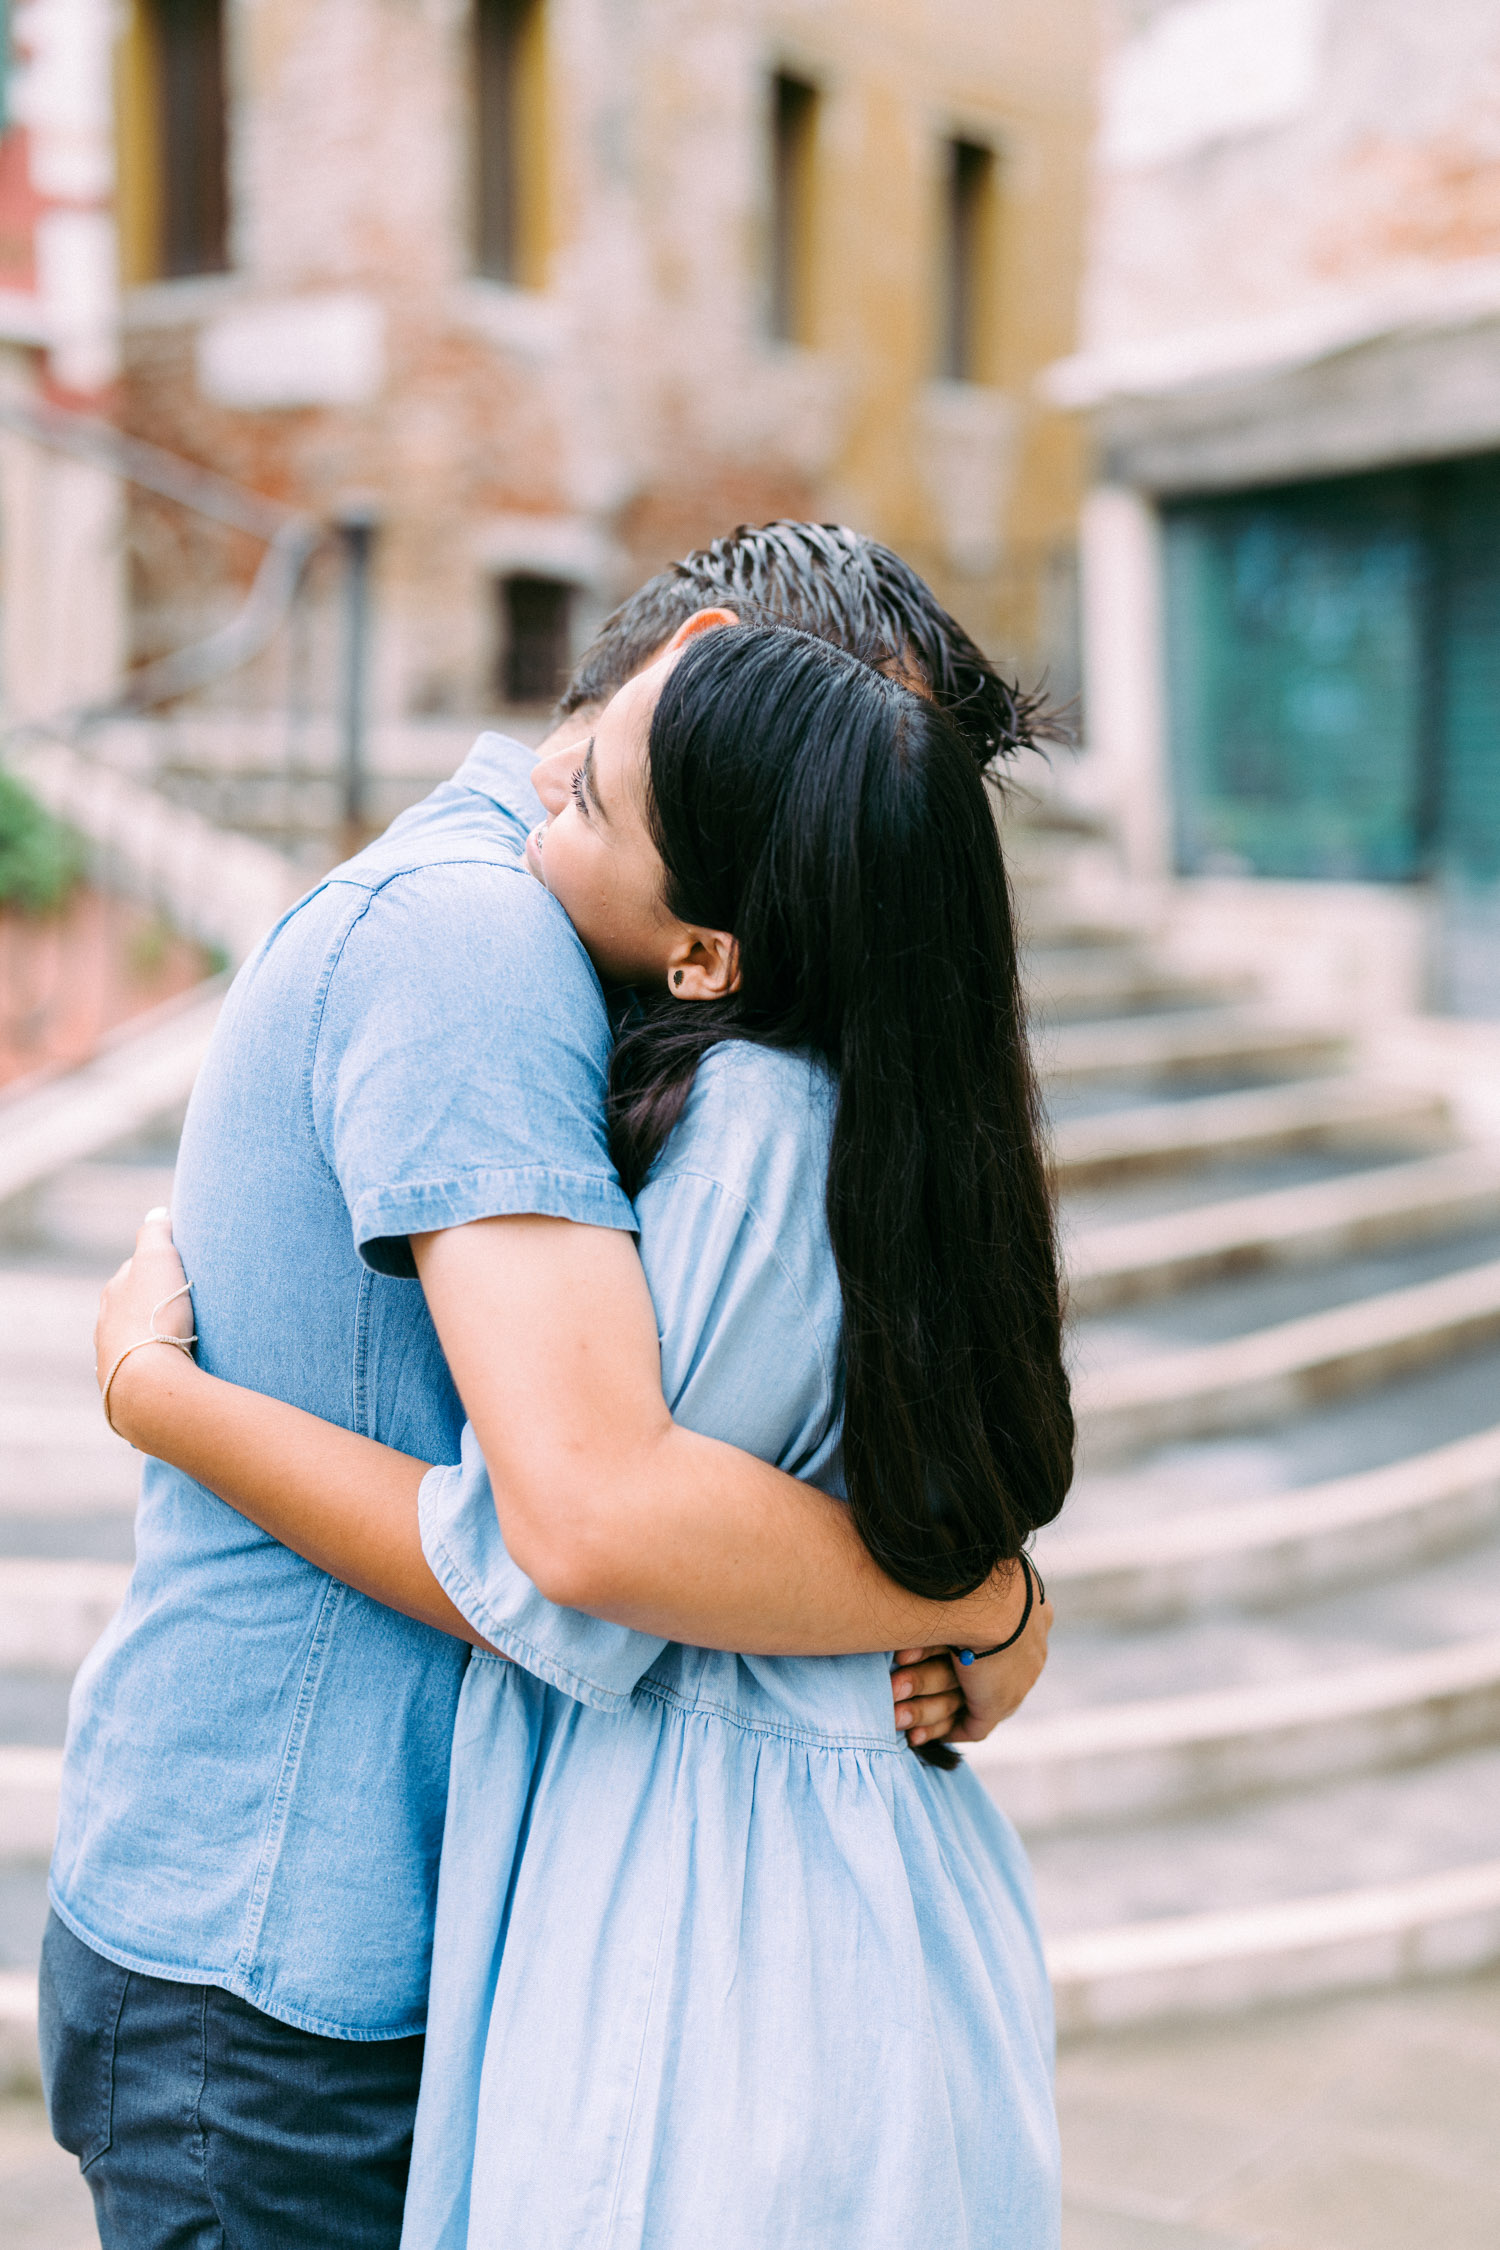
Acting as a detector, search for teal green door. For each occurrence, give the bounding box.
[1165,455,1500,1007]
[1438,455,1500,890]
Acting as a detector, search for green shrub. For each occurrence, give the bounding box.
[0,771,86,915]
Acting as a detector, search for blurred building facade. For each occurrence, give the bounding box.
[1061,0,1500,1014]
[0,0,1097,737]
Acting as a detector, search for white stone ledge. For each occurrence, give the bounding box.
[0,1559,130,1669]
[1050,1077,1446,1190]
[1045,256,1500,413]
[0,1971,41,2095]
[1039,1422,1500,1623]
[1025,948,1242,1019]
[1041,1007,1348,1088]
[0,981,224,1212]
[11,740,305,966]
[1068,1151,1500,1313]
[1049,1858,1500,2036]
[1077,1256,1500,1460]
[968,1633,1500,1830]
[0,1746,64,1864]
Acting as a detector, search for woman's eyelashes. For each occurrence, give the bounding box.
[570,766,588,817]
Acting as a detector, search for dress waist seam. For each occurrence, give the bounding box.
[632,1674,902,1754]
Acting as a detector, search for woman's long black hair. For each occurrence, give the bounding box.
[609,624,1073,1608]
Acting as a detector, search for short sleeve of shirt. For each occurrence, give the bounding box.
[421,1048,844,1704]
[456,734,548,846]
[420,1426,668,1711]
[311,859,636,1275]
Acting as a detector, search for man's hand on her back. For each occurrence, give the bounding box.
[889,1649,967,1748]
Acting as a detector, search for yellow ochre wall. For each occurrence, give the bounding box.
[757,0,1097,678]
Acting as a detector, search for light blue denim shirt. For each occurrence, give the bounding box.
[50,737,640,2040]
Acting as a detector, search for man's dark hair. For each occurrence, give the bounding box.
[559,521,1052,768]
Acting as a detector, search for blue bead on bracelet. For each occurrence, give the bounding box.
[956,1554,1043,1665]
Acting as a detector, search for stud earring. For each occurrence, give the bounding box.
[673,970,685,990]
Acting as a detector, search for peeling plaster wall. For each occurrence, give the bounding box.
[116,0,1096,720]
[1087,0,1500,355]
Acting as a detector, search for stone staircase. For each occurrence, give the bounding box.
[995,793,1500,2034]
[0,1145,176,2087]
[5,791,1500,2086]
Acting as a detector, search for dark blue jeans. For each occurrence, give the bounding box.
[39,1912,425,2249]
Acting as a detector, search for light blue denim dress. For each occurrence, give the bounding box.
[406,1042,1060,2250]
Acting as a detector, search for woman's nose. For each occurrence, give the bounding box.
[531,755,571,816]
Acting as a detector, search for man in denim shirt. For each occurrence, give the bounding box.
[42,527,1046,2248]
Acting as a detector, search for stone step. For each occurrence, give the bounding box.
[1025,947,1246,1021]
[1050,1076,1449,1189]
[1076,1254,1500,1461]
[1027,1730,1500,1940]
[969,1633,1500,1831]
[0,1402,140,1519]
[14,736,303,968]
[1041,1009,1350,1090]
[0,1969,40,2094]
[0,980,220,1218]
[1047,1856,1500,2036]
[11,1158,178,1268]
[1017,907,1146,950]
[0,1748,62,1864]
[1066,1150,1500,1313]
[0,1271,127,1370]
[1037,1422,1500,1624]
[0,1561,130,1671]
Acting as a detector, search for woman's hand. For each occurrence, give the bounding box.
[95,1210,198,1446]
[944,1589,1053,1743]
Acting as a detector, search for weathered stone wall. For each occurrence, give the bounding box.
[117,0,1095,720]
[1085,0,1500,352]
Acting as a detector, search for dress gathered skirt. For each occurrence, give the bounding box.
[400,1641,1060,2250]
[402,1040,1061,2248]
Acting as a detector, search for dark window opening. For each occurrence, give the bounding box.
[153,0,230,278]
[769,73,818,345]
[939,138,994,383]
[475,0,545,285]
[500,575,573,704]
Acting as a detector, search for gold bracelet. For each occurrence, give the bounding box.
[101,1281,198,1440]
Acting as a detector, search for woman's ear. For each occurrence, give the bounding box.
[667,928,741,1001]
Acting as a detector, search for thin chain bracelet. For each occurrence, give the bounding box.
[953,1553,1045,1667]
[101,1281,198,1440]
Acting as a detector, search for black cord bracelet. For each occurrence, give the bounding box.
[954,1554,1045,1667]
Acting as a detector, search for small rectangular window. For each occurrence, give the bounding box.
[769,73,818,345]
[118,0,230,283]
[474,0,548,287]
[499,575,573,704]
[939,138,996,384]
